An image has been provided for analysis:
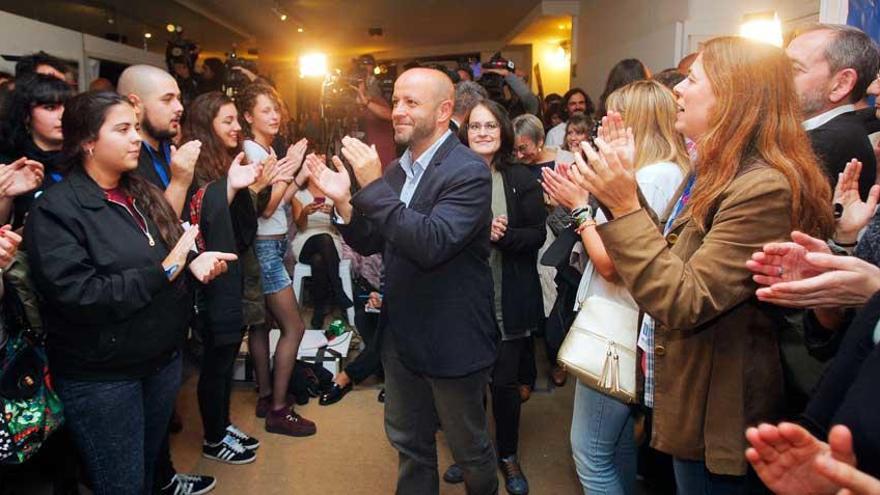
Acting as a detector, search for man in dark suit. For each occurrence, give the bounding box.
[307,68,499,495]
[787,24,880,198]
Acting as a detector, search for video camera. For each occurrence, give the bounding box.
[321,69,361,118]
[224,48,258,97]
[479,53,529,117]
[165,36,199,76]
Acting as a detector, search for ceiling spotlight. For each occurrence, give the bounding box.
[297,27,304,33]
[144,32,152,39]
[166,24,176,33]
[175,25,183,33]
[271,2,289,22]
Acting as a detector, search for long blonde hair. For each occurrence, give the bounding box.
[605,80,689,173]
[691,36,833,237]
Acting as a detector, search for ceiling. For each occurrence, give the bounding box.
[509,14,572,45]
[0,0,548,59]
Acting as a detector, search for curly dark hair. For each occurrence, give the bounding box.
[235,82,284,139]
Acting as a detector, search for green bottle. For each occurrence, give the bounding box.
[326,318,346,339]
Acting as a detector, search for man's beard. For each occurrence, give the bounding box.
[393,118,434,147]
[799,87,828,120]
[142,111,178,142]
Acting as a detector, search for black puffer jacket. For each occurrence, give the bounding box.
[25,169,192,380]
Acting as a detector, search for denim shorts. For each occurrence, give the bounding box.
[254,237,292,295]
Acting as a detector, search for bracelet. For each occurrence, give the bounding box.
[575,219,597,234]
[164,264,179,279]
[570,205,593,219]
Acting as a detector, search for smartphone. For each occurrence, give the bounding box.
[313,197,326,205]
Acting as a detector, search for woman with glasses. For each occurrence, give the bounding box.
[445,99,546,495]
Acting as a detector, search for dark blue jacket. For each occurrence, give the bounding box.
[338,133,498,377]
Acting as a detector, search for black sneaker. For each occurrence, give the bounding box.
[202,434,256,464]
[160,473,217,495]
[226,424,260,450]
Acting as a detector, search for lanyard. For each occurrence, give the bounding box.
[663,175,696,236]
[143,141,172,188]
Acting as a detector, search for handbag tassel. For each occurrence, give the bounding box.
[598,342,622,395]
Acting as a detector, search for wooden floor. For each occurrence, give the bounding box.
[168,364,585,495]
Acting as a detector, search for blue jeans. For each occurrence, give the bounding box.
[55,354,182,495]
[570,380,637,495]
[673,458,747,495]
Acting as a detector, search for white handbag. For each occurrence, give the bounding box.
[557,260,640,404]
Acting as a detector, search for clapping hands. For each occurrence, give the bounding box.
[746,422,874,495]
[0,157,45,198]
[169,140,201,184]
[0,225,22,269]
[747,231,880,308]
[227,152,261,191]
[832,159,880,244]
[490,215,507,242]
[340,136,383,187]
[568,112,640,217]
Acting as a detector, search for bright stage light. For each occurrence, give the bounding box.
[299,53,328,77]
[739,12,783,47]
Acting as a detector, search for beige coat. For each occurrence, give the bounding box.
[597,164,792,475]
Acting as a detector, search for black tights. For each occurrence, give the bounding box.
[298,234,348,313]
[248,285,306,410]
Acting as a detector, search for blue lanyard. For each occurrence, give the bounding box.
[143,141,172,188]
[663,175,696,236]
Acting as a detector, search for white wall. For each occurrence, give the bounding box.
[0,10,164,90]
[683,0,820,54]
[571,0,822,100]
[572,0,688,98]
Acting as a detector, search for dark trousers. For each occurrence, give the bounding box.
[382,331,498,495]
[673,459,747,495]
[544,269,579,365]
[298,234,345,310]
[492,338,530,458]
[516,335,536,389]
[197,332,241,443]
[345,287,383,383]
[152,430,176,492]
[55,354,182,495]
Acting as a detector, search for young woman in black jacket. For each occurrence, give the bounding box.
[446,99,546,494]
[25,91,234,495]
[182,92,315,465]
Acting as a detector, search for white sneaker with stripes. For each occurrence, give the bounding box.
[201,434,256,464]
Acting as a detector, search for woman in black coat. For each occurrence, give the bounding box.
[25,92,233,495]
[452,99,546,494]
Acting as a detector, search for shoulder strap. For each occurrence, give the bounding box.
[189,185,208,252]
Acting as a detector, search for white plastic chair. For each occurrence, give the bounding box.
[292,258,355,325]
